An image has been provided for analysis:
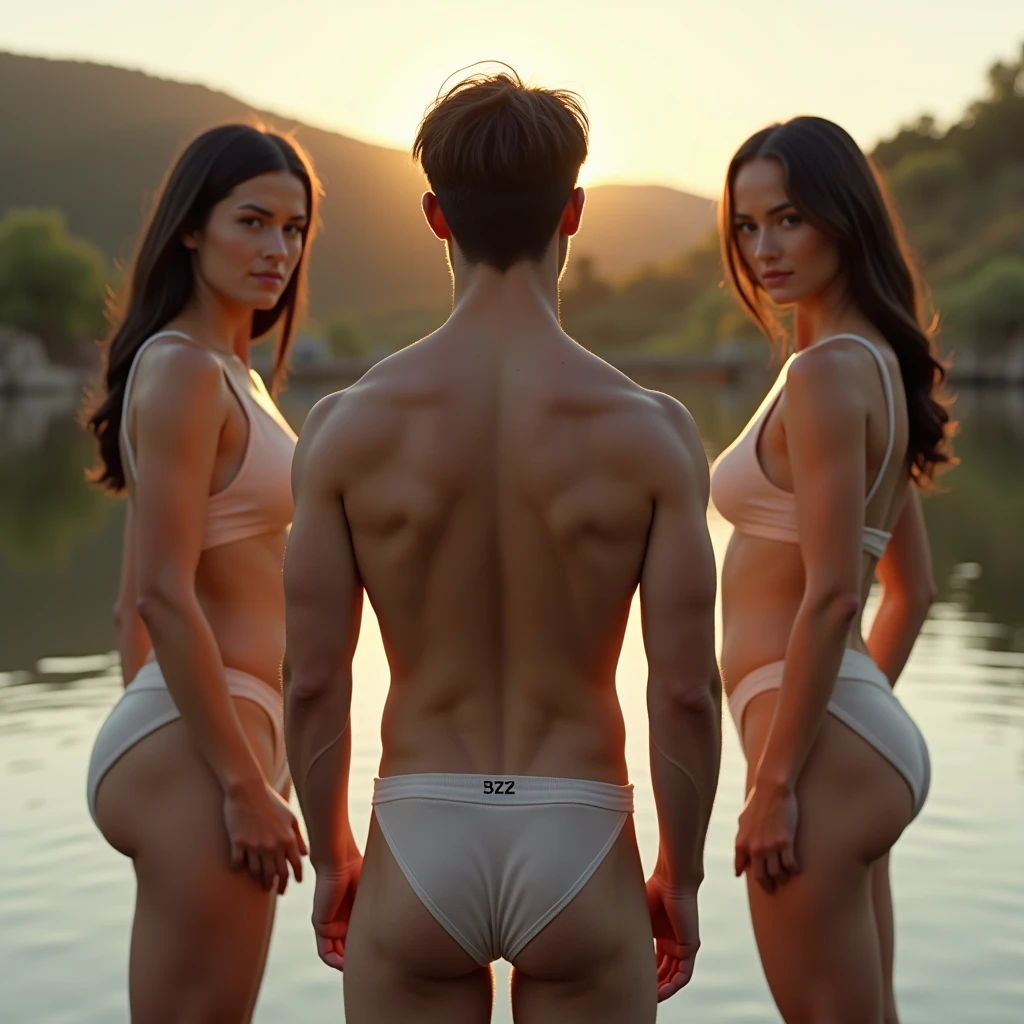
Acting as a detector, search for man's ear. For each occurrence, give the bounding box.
[422,192,452,242]
[560,187,586,238]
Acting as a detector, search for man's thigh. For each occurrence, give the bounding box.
[343,817,493,1024]
[509,820,657,1024]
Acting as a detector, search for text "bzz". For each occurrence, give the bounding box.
[483,780,516,795]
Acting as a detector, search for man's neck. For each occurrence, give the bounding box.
[449,254,562,330]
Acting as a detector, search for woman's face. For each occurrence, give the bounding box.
[185,170,308,311]
[731,157,842,309]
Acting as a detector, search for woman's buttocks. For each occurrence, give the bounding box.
[719,533,807,692]
[195,531,289,686]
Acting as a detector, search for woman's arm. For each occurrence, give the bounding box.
[130,342,304,888]
[113,504,151,687]
[735,347,866,892]
[867,489,935,686]
[131,345,262,792]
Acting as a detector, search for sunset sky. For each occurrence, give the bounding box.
[2,1,1021,196]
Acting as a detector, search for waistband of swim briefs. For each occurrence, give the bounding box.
[372,772,633,813]
[127,660,282,721]
[731,646,889,699]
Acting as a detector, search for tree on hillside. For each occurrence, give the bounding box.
[561,256,611,315]
[875,43,1024,177]
[873,115,944,172]
[939,256,1024,350]
[0,209,109,363]
[983,47,1024,103]
[323,316,370,358]
[950,44,1024,176]
[889,149,968,209]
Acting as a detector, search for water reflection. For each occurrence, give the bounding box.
[0,394,113,571]
[921,390,1024,650]
[1,379,1022,666]
[0,380,1022,1023]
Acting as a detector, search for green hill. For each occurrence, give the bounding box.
[567,184,715,280]
[0,51,714,322]
[874,46,1024,351]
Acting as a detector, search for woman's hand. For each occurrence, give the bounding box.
[223,779,308,893]
[734,777,801,894]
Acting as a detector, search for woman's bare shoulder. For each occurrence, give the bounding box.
[130,338,228,446]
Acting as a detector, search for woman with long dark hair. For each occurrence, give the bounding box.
[710,116,954,1023]
[83,123,318,1021]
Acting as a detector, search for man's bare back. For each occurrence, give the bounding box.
[311,312,697,782]
[284,70,721,1024]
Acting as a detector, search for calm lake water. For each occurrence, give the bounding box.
[1,375,1022,1022]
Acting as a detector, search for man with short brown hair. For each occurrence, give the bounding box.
[284,69,721,1023]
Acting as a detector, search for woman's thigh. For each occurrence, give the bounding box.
[742,707,913,1023]
[748,837,881,1023]
[128,800,278,1022]
[96,701,282,1022]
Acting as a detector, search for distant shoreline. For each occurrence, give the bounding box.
[277,348,1024,389]
[2,347,1021,396]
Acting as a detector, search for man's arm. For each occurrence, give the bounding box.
[284,394,363,868]
[642,400,722,898]
[284,394,364,970]
[641,399,721,1000]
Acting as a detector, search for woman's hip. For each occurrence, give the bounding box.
[87,661,288,831]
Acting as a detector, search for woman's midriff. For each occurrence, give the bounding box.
[191,529,289,690]
[720,533,873,695]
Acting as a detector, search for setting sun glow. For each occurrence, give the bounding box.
[2,0,1022,195]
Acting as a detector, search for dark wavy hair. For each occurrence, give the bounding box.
[83,123,319,493]
[413,67,589,271]
[720,116,955,485]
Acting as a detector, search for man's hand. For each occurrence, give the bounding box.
[646,875,700,1001]
[311,854,364,971]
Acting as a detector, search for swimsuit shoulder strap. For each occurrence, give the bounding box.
[815,333,896,504]
[120,330,195,480]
